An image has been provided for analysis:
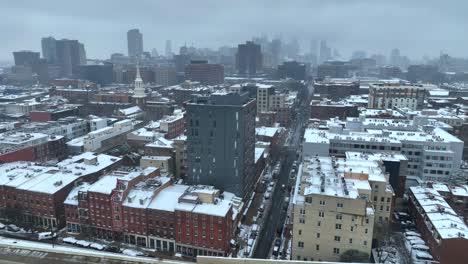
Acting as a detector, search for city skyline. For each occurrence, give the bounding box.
[1,0,468,61]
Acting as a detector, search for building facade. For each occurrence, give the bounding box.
[185,92,256,199]
[185,61,224,85]
[292,155,393,261]
[368,84,427,110]
[127,29,144,57]
[236,41,262,76]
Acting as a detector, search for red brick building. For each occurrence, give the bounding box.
[185,61,224,85]
[29,105,81,122]
[159,112,185,139]
[0,132,67,163]
[0,153,122,228]
[408,186,468,264]
[65,171,240,257]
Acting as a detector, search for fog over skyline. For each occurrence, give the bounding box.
[1,0,467,61]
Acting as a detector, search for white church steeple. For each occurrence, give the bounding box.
[133,62,146,98]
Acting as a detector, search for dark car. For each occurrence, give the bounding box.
[105,246,121,253]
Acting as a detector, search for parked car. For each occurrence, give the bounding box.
[6,224,20,232]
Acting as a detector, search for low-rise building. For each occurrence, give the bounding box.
[408,186,468,264]
[0,131,67,162]
[83,119,133,152]
[0,152,122,228]
[64,168,241,257]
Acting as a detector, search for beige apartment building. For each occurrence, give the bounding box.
[292,154,394,262]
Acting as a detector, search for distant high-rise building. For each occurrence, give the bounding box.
[13,51,40,67]
[319,40,332,64]
[151,48,159,57]
[186,92,256,199]
[317,61,354,79]
[270,38,282,67]
[309,40,318,56]
[185,60,224,85]
[41,37,57,63]
[127,29,144,57]
[235,41,262,76]
[76,62,113,85]
[55,39,87,77]
[370,54,387,66]
[165,40,172,58]
[154,66,177,86]
[390,48,401,67]
[277,61,306,80]
[352,50,367,60]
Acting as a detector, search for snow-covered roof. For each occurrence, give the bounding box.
[122,176,171,209]
[410,186,468,240]
[255,148,265,163]
[118,106,142,116]
[297,156,391,200]
[64,182,91,205]
[88,167,158,195]
[145,137,174,149]
[255,126,280,138]
[0,153,121,195]
[148,184,189,212]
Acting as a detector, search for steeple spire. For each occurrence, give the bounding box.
[135,61,142,81]
[133,61,145,98]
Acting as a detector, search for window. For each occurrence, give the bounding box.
[364,241,368,246]
[318,211,324,217]
[335,224,342,230]
[333,248,340,254]
[365,218,369,224]
[337,202,343,208]
[319,200,326,206]
[298,230,302,235]
[299,218,305,224]
[334,236,341,242]
[317,221,321,227]
[381,197,384,202]
[305,197,312,203]
[349,238,353,244]
[336,214,342,220]
[300,208,306,215]
[387,197,391,203]
[365,228,368,234]
[298,241,304,248]
[316,233,320,238]
[316,245,320,251]
[350,226,354,231]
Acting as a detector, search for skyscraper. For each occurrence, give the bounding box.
[165,40,172,58]
[235,41,263,76]
[13,51,40,67]
[55,39,87,77]
[319,40,332,64]
[390,48,401,67]
[127,29,143,57]
[186,92,256,199]
[41,37,57,63]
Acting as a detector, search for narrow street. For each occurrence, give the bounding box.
[252,88,309,259]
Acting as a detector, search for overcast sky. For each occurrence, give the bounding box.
[1,0,467,61]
